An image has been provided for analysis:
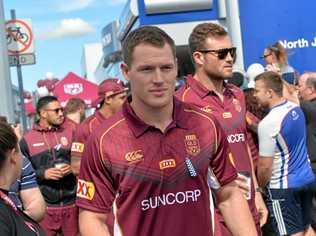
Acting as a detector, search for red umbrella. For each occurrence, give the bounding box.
[53,72,98,107]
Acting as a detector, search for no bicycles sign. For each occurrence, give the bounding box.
[5,19,34,56]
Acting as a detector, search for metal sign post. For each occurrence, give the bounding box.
[0,0,15,122]
[10,9,27,130]
[6,10,36,131]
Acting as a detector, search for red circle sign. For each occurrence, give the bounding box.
[6,19,33,54]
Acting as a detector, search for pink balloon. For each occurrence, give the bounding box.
[37,79,45,88]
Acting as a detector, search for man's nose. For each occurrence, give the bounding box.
[152,69,164,83]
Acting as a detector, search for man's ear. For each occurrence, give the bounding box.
[121,63,130,82]
[103,93,112,105]
[8,148,18,164]
[192,51,204,67]
[39,110,46,119]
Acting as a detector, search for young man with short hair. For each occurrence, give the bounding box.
[76,26,256,236]
[255,71,315,236]
[20,96,78,235]
[176,22,267,235]
[70,78,128,176]
[64,97,86,125]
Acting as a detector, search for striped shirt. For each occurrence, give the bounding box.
[258,100,314,189]
[9,156,38,209]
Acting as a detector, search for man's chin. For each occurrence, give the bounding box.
[55,120,64,126]
[258,103,269,109]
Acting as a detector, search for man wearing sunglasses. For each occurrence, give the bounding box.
[20,96,78,235]
[176,23,267,235]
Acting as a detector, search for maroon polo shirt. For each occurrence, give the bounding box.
[62,117,78,133]
[176,75,259,228]
[245,111,260,164]
[76,98,237,236]
[71,110,107,159]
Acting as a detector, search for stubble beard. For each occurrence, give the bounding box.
[205,69,231,82]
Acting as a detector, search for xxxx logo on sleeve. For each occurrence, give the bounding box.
[77,179,95,200]
[71,142,85,153]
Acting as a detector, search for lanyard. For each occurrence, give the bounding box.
[0,190,40,236]
[0,190,17,211]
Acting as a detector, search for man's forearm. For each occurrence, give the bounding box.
[71,157,81,176]
[257,156,273,188]
[217,183,257,236]
[257,167,271,188]
[21,188,46,222]
[79,209,110,236]
[251,164,268,227]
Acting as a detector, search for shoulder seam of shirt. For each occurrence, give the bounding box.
[89,117,98,133]
[181,87,191,102]
[99,118,126,162]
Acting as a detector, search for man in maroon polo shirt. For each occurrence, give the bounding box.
[71,79,127,235]
[70,78,128,175]
[175,22,267,235]
[76,26,256,236]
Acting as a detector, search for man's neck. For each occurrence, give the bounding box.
[66,113,80,124]
[99,106,113,119]
[130,100,173,133]
[0,173,14,190]
[39,119,50,129]
[269,97,286,109]
[194,71,225,101]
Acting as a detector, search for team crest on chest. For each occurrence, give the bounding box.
[232,98,241,112]
[200,105,212,113]
[60,137,68,146]
[125,150,144,164]
[184,134,200,156]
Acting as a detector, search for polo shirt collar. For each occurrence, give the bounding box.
[123,98,189,138]
[186,74,235,98]
[33,122,60,132]
[186,74,210,98]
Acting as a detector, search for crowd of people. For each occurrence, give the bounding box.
[0,22,315,236]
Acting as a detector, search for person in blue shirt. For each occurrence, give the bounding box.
[254,71,315,236]
[9,156,46,222]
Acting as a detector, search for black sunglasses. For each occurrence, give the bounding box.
[45,108,64,114]
[260,53,272,59]
[198,47,237,60]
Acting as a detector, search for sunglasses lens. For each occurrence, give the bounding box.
[217,50,227,59]
[55,108,63,113]
[217,48,236,59]
[230,48,236,58]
